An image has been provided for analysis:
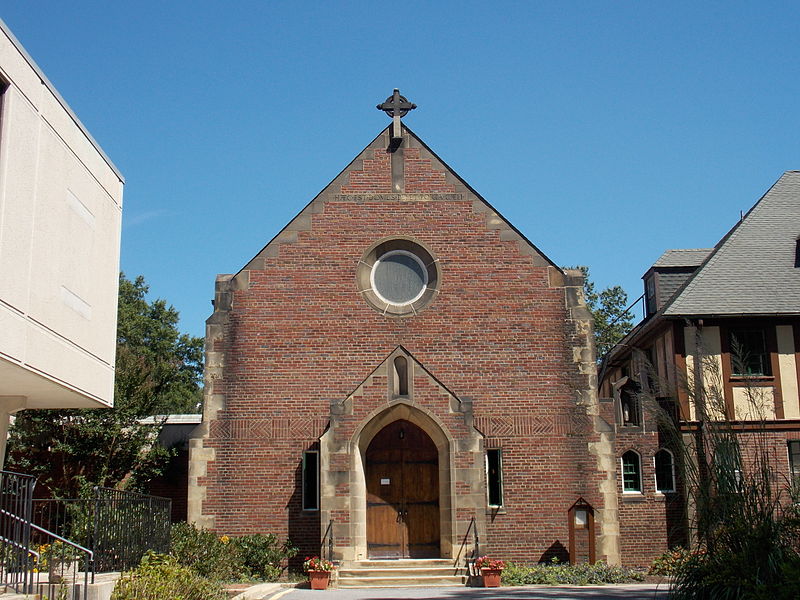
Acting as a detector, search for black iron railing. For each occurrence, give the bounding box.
[456,516,480,576]
[0,470,37,593]
[321,519,334,563]
[33,486,171,572]
[0,470,94,599]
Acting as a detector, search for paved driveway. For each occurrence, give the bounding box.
[267,584,669,600]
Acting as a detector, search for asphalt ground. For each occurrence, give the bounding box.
[264,584,670,600]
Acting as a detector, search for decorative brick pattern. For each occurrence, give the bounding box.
[209,418,328,440]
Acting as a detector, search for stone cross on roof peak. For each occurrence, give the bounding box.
[377,89,416,146]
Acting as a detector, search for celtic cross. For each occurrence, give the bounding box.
[377,89,416,144]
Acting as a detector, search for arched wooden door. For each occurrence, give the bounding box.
[365,419,440,558]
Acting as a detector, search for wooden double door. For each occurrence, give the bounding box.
[365,420,440,558]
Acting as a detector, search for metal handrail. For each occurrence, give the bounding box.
[2,509,95,560]
[321,519,334,562]
[455,516,480,575]
[1,508,93,599]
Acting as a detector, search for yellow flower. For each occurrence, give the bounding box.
[220,535,230,544]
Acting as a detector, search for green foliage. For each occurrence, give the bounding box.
[501,561,644,586]
[6,273,203,497]
[644,350,800,599]
[571,266,634,360]
[649,547,698,576]
[169,522,244,582]
[234,534,297,581]
[115,274,204,415]
[169,522,297,583]
[111,551,225,600]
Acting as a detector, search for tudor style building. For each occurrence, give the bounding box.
[599,171,800,566]
[188,92,621,567]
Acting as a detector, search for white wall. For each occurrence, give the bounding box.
[0,19,123,410]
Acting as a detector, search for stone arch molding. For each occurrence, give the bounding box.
[319,346,487,564]
[320,401,457,562]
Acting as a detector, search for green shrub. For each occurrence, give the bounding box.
[169,522,298,583]
[501,560,644,586]
[112,552,225,600]
[232,533,297,581]
[169,522,244,581]
[649,547,697,576]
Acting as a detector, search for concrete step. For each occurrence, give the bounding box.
[336,559,467,588]
[338,575,467,588]
[348,559,453,568]
[340,567,464,578]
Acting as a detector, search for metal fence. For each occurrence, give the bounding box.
[33,486,172,572]
[0,470,94,599]
[0,470,37,592]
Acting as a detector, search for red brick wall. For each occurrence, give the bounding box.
[615,428,686,567]
[198,132,602,564]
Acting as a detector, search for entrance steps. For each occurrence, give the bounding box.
[337,559,468,588]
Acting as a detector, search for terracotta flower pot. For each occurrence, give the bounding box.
[481,568,502,587]
[308,570,331,590]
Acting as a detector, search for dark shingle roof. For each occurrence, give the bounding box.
[664,171,800,316]
[652,248,713,269]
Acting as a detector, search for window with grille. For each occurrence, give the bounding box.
[729,328,771,376]
[621,451,642,493]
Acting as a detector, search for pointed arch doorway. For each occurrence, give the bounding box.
[365,419,440,558]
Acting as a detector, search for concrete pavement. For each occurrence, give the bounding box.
[262,583,670,600]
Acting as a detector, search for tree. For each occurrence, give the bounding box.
[572,266,635,360]
[6,274,204,497]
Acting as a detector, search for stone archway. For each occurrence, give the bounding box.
[320,401,461,563]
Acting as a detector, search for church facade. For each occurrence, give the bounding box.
[188,95,621,566]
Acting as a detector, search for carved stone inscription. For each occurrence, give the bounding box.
[332,193,463,203]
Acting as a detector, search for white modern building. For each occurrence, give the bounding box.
[0,19,124,464]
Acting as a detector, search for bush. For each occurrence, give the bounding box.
[232,534,297,581]
[112,552,225,600]
[501,560,644,586]
[169,522,244,581]
[649,547,698,576]
[169,522,298,582]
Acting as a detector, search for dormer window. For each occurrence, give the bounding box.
[645,275,657,316]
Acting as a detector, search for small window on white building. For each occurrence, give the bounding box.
[486,449,503,507]
[654,449,676,493]
[302,450,319,511]
[621,451,642,493]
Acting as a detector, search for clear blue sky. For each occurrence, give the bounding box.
[4,2,799,338]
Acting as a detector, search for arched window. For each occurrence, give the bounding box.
[393,356,408,396]
[621,451,642,493]
[654,449,676,493]
[653,448,675,493]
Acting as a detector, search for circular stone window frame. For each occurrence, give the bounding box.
[357,238,440,317]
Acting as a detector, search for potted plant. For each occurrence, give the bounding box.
[474,555,505,588]
[303,556,335,590]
